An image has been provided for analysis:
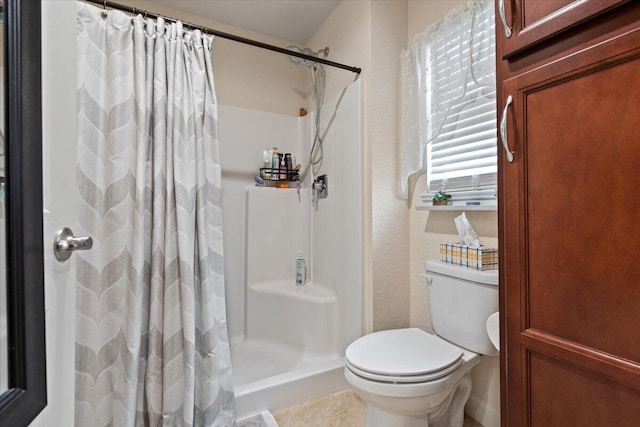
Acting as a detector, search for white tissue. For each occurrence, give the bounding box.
[454,212,480,247]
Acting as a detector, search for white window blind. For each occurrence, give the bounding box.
[426,2,496,194]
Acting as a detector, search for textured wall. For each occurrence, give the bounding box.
[407,0,465,43]
[406,2,500,426]
[369,1,410,331]
[409,178,498,332]
[306,1,372,103]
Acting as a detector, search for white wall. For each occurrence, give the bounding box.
[36,1,79,426]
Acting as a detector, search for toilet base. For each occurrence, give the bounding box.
[366,405,428,427]
[360,373,472,427]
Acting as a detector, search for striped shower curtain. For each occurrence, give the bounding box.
[75,3,235,426]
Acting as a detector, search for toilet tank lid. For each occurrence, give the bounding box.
[425,260,498,286]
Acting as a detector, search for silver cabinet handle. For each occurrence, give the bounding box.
[499,0,513,38]
[54,227,93,262]
[500,95,515,163]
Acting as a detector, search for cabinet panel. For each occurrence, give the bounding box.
[499,21,640,426]
[526,56,640,363]
[500,0,630,58]
[529,352,640,426]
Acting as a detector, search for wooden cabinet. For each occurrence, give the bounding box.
[497,1,640,425]
[499,0,631,58]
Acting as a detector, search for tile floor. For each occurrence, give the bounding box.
[273,389,483,427]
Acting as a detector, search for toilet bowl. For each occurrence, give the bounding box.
[345,328,480,427]
[486,312,500,351]
[345,261,498,427]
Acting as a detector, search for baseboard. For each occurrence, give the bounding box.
[465,395,500,427]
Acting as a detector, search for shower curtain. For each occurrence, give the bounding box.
[75,3,235,426]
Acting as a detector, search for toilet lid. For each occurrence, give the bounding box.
[345,328,463,381]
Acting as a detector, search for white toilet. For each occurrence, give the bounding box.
[344,260,498,427]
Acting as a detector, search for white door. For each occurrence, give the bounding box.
[33,2,79,425]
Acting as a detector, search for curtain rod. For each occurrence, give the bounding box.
[84,0,362,75]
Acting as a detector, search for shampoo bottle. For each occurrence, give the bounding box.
[271,147,280,180]
[279,153,287,180]
[296,251,306,286]
[263,149,272,179]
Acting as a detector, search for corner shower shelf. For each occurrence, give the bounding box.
[260,167,300,182]
[415,201,497,211]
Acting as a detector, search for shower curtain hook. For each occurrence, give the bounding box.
[101,0,108,18]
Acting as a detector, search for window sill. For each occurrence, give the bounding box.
[415,201,497,211]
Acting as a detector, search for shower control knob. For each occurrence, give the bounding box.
[54,227,93,262]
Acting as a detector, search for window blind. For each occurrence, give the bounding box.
[427,3,496,193]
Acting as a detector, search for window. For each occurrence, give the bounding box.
[427,2,496,194]
[401,1,496,201]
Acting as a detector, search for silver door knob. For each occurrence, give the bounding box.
[54,227,93,262]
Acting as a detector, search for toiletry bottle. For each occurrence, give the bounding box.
[280,153,287,180]
[296,251,306,286]
[285,153,293,180]
[271,147,279,181]
[263,149,272,179]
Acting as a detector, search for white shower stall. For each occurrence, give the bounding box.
[219,81,362,418]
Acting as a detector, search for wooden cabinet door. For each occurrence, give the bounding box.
[499,0,630,58]
[499,20,640,426]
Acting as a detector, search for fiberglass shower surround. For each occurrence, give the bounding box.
[219,82,362,419]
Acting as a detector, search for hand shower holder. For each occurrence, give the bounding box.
[312,174,328,201]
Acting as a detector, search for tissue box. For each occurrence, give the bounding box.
[440,243,498,270]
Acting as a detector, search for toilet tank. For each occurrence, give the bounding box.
[424,260,498,355]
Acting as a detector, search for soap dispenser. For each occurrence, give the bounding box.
[296,251,306,286]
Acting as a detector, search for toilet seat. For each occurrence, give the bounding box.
[345,358,462,383]
[345,328,463,384]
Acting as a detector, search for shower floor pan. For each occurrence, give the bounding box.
[231,338,346,420]
[231,281,346,419]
